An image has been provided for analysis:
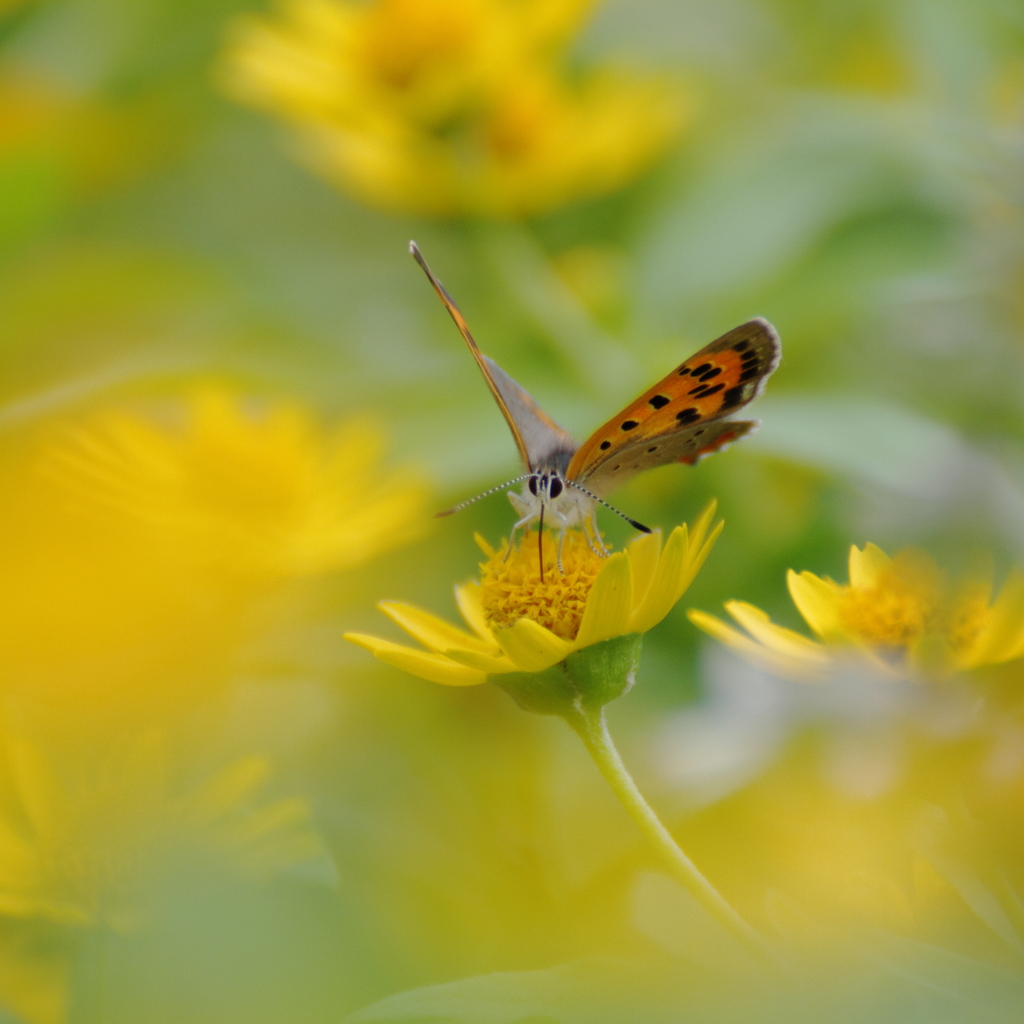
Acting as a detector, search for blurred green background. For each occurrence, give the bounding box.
[2,0,1024,1020]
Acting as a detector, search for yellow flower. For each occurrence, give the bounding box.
[40,387,425,579]
[689,543,1024,680]
[0,731,329,932]
[0,387,426,706]
[345,502,721,687]
[219,0,686,218]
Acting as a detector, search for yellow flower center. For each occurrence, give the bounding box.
[941,590,988,656]
[479,529,603,641]
[838,553,940,648]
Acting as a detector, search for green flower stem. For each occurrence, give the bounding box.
[568,705,772,966]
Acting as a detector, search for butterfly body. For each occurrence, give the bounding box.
[410,243,780,563]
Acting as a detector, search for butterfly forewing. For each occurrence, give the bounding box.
[567,318,779,485]
[483,357,576,472]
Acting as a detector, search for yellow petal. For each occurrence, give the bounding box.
[787,570,845,639]
[454,581,495,642]
[627,530,662,611]
[343,633,487,686]
[966,569,1024,666]
[8,741,62,844]
[688,499,718,552]
[848,543,891,589]
[443,647,516,674]
[574,551,634,650]
[493,617,571,673]
[379,600,497,654]
[673,519,723,606]
[724,601,831,665]
[629,525,689,634]
[687,610,826,680]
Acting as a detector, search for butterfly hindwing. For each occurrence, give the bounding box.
[580,419,758,497]
[566,318,779,487]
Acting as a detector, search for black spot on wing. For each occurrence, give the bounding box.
[621,420,639,431]
[733,340,750,352]
[599,440,611,450]
[689,384,710,396]
[701,383,724,397]
[699,367,722,382]
[722,385,747,409]
[648,394,671,409]
[691,363,711,376]
[675,407,700,426]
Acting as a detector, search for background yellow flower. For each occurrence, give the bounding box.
[220,0,686,217]
[690,542,1024,680]
[0,388,426,709]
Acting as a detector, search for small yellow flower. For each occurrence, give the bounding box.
[689,543,1024,680]
[219,0,686,218]
[345,503,721,687]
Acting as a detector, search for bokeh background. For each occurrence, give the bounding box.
[2,0,1024,1020]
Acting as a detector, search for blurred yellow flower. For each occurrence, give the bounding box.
[0,730,328,932]
[345,502,721,685]
[42,387,425,579]
[0,387,426,705]
[689,543,1024,680]
[220,0,686,218]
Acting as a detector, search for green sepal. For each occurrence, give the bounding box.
[493,633,643,718]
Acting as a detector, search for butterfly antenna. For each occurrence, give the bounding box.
[435,475,531,518]
[565,480,652,533]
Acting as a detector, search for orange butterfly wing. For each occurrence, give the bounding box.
[566,318,779,493]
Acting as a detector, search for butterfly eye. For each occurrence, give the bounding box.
[548,478,563,499]
[528,476,539,496]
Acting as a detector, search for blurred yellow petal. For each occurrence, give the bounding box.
[7,741,62,846]
[379,599,498,654]
[343,633,487,686]
[688,609,825,680]
[189,757,271,824]
[493,617,571,673]
[848,543,891,589]
[724,601,831,665]
[788,570,845,639]
[574,552,634,650]
[965,568,1024,666]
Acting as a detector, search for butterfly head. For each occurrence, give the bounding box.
[512,472,589,530]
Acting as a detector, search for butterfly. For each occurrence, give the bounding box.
[410,242,780,569]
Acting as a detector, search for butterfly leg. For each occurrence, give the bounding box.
[583,509,609,557]
[550,510,570,573]
[505,512,535,560]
